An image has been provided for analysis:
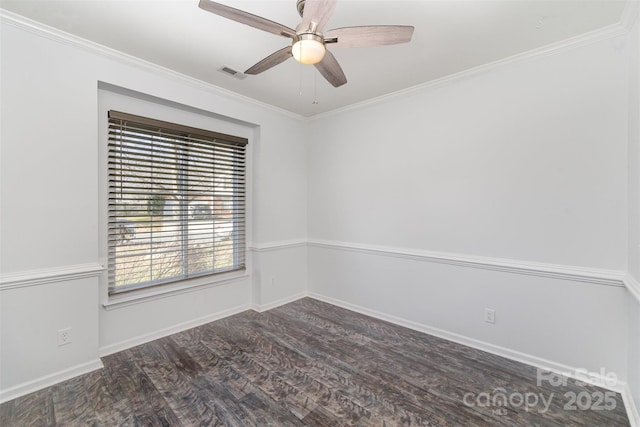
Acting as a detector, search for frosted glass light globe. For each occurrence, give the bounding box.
[292,34,326,65]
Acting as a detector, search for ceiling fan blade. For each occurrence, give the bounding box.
[325,25,415,48]
[314,50,347,87]
[199,0,296,38]
[300,0,337,33]
[245,46,293,75]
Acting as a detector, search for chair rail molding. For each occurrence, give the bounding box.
[307,239,626,288]
[248,239,307,252]
[0,263,105,291]
[623,274,640,304]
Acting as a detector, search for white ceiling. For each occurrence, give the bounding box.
[0,0,629,117]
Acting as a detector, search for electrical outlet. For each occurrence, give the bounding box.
[485,308,496,324]
[57,328,72,346]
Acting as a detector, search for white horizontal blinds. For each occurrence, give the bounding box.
[107,110,247,294]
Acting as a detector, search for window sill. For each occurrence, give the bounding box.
[102,270,249,311]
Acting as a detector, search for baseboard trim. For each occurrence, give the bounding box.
[252,291,308,313]
[0,263,104,291]
[0,359,103,404]
[308,239,625,288]
[3,289,636,424]
[307,292,626,395]
[2,303,255,402]
[622,384,640,427]
[99,303,251,357]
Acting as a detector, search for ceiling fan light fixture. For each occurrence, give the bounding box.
[292,33,325,65]
[198,0,414,88]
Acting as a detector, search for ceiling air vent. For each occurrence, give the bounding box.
[218,65,246,80]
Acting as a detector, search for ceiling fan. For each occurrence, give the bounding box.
[198,0,415,87]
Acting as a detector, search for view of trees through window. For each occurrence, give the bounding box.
[108,112,246,293]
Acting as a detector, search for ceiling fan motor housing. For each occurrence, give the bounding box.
[197,0,415,88]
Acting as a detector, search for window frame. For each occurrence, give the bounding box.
[106,110,248,296]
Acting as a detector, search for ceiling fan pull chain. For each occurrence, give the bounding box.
[198,0,414,89]
[299,61,304,96]
[313,69,319,105]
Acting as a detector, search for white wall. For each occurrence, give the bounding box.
[309,39,628,268]
[0,17,307,399]
[1,7,639,417]
[0,278,99,394]
[627,7,640,414]
[629,13,640,282]
[308,34,630,376]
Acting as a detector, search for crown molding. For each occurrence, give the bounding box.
[310,21,630,121]
[1,6,633,122]
[0,9,307,122]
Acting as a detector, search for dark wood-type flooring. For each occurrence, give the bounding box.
[0,298,631,426]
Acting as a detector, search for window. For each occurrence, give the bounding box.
[107,110,247,294]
